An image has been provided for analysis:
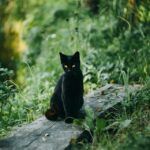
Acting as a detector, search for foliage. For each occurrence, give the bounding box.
[0,65,51,137]
[71,80,150,150]
[0,2,149,149]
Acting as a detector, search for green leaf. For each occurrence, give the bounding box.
[95,118,106,133]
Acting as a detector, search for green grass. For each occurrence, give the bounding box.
[0,1,149,149]
[71,79,150,150]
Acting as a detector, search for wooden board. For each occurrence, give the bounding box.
[0,84,140,150]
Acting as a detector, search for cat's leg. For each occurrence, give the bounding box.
[64,104,72,117]
[57,107,65,119]
[63,104,84,123]
[64,116,74,124]
[76,98,85,119]
[64,110,84,123]
[64,107,85,123]
[62,97,84,123]
[67,98,84,118]
[61,96,73,123]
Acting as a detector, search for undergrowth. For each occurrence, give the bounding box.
[0,1,149,149]
[71,78,150,150]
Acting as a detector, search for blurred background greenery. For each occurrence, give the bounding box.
[0,0,149,148]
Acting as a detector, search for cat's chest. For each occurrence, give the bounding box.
[62,71,82,87]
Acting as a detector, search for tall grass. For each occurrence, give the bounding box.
[0,0,149,142]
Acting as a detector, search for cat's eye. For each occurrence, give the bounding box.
[72,64,76,68]
[64,65,68,68]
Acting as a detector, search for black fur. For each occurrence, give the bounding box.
[45,51,84,123]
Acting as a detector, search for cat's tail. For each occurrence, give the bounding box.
[45,105,58,121]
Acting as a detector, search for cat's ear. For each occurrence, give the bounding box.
[73,51,80,61]
[59,52,66,63]
[59,52,63,57]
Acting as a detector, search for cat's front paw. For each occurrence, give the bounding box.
[65,117,74,124]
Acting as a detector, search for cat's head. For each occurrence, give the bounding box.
[59,51,80,72]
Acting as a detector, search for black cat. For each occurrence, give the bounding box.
[45,51,84,123]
